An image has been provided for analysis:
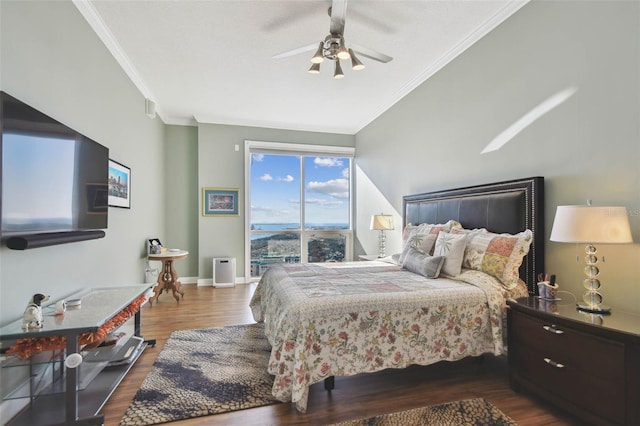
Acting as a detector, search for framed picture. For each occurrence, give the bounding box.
[108,159,131,209]
[202,187,239,216]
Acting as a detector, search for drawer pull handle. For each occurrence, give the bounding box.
[544,357,565,368]
[542,325,564,335]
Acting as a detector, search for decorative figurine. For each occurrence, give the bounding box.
[22,293,50,329]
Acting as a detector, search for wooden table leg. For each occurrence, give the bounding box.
[149,260,172,305]
[148,273,164,306]
[147,256,186,305]
[169,260,184,302]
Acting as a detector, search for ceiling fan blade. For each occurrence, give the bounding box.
[329,0,347,35]
[272,43,318,60]
[350,44,393,63]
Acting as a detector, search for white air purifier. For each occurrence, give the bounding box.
[213,258,236,288]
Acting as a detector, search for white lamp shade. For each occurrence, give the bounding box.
[370,214,394,231]
[550,205,633,244]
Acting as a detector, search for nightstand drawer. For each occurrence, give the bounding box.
[509,309,627,424]
[510,311,625,381]
[508,297,640,425]
[512,342,626,423]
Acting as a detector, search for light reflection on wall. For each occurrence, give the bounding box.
[482,86,578,154]
[2,133,76,231]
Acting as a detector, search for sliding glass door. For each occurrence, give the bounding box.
[246,142,354,279]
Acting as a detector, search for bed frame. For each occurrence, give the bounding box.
[402,176,545,295]
[321,177,545,394]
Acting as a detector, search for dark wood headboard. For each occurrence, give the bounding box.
[402,177,544,295]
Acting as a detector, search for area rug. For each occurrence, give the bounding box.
[119,323,279,426]
[331,398,517,426]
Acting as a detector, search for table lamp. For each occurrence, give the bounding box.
[550,204,633,313]
[370,214,394,258]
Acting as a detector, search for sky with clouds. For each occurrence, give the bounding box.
[250,153,350,225]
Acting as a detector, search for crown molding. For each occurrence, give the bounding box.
[73,0,155,102]
[73,0,528,135]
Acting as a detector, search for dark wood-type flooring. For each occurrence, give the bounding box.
[101,284,581,425]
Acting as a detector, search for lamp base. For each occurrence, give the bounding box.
[577,303,611,314]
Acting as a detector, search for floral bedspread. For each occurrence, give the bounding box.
[249,261,522,412]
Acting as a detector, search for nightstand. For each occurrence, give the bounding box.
[507,297,640,425]
[358,254,380,261]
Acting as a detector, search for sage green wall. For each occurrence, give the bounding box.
[1,0,637,325]
[0,1,166,325]
[356,0,640,313]
[163,125,199,277]
[197,123,354,280]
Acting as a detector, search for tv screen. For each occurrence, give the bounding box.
[0,91,109,236]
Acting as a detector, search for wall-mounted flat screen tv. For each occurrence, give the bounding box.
[0,91,109,237]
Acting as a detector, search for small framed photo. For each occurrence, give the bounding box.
[108,159,131,209]
[203,187,239,216]
[148,238,163,254]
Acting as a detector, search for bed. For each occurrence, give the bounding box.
[250,177,544,412]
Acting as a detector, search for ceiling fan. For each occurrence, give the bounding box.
[272,0,393,79]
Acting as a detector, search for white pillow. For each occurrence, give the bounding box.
[433,231,468,277]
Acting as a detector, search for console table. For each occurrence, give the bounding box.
[0,285,153,425]
[148,250,188,304]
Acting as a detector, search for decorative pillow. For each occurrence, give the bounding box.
[450,227,488,269]
[402,247,445,279]
[463,229,533,287]
[399,229,438,262]
[433,231,468,277]
[450,226,485,236]
[401,220,457,242]
[402,223,421,242]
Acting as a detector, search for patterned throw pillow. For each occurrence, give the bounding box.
[401,220,459,243]
[450,227,488,269]
[433,231,468,277]
[402,247,445,279]
[407,229,438,253]
[399,230,438,264]
[463,229,533,287]
[400,221,456,264]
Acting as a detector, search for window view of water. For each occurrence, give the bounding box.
[250,223,349,276]
[249,152,352,277]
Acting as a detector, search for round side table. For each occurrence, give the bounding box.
[147,250,188,305]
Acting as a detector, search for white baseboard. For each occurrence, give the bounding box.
[196,277,247,287]
[196,278,213,286]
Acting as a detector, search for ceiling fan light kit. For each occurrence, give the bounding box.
[308,62,321,74]
[274,0,392,79]
[333,60,345,79]
[337,38,350,60]
[311,42,325,64]
[349,48,365,71]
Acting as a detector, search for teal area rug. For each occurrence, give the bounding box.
[119,323,279,426]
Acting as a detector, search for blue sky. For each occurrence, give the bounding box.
[250,153,350,225]
[109,165,128,186]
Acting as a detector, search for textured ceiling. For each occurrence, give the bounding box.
[75,0,528,134]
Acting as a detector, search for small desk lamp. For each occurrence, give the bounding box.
[550,204,633,313]
[370,214,394,258]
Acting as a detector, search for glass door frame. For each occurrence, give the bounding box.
[244,140,355,281]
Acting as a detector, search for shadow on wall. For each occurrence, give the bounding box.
[355,164,402,257]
